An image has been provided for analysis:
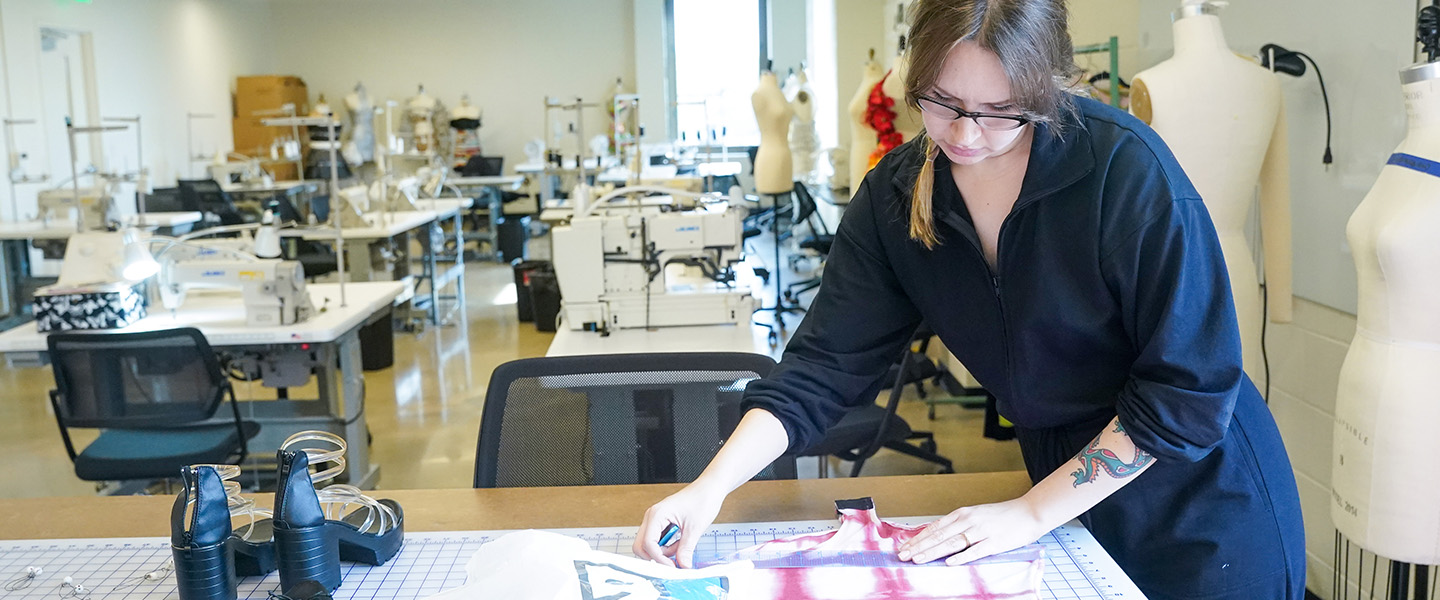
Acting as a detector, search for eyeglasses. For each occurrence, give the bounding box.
[915,94,1030,131]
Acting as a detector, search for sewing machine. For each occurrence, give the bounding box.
[551,198,755,331]
[209,159,272,190]
[37,184,115,229]
[156,241,315,327]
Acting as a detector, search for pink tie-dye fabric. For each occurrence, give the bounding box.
[710,498,1044,600]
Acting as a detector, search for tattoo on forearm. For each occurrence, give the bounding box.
[1070,422,1153,487]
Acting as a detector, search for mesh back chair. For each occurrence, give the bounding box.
[475,352,797,488]
[459,155,505,177]
[177,179,246,225]
[46,328,260,483]
[784,182,836,302]
[142,187,188,213]
[799,326,955,477]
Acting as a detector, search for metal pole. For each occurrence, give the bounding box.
[65,118,82,232]
[106,116,144,225]
[328,116,346,307]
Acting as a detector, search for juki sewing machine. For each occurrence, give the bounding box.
[37,183,116,229]
[155,239,315,328]
[551,189,756,332]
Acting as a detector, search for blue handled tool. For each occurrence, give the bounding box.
[658,523,681,547]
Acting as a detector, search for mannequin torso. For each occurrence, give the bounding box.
[1131,10,1293,390]
[881,51,924,141]
[452,96,481,121]
[789,71,819,180]
[1331,65,1440,565]
[408,86,438,153]
[345,84,376,164]
[848,60,886,194]
[752,72,794,195]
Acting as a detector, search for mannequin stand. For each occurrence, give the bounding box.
[753,191,806,342]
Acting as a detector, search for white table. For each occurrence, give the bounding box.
[220,179,319,196]
[547,323,775,357]
[123,211,203,228]
[449,174,525,190]
[0,281,403,487]
[282,210,463,326]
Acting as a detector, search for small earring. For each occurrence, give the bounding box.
[112,558,174,591]
[3,566,42,591]
[57,577,90,600]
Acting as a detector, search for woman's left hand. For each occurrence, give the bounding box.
[896,498,1049,566]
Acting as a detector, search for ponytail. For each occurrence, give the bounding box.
[909,135,941,249]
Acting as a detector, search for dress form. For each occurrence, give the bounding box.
[752,71,794,195]
[344,82,376,165]
[451,93,482,167]
[1331,62,1440,565]
[788,69,820,182]
[1130,4,1293,392]
[407,85,438,154]
[848,52,885,194]
[880,44,923,142]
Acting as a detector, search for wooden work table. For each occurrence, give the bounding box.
[0,472,1033,540]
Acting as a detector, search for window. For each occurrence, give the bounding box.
[668,0,765,148]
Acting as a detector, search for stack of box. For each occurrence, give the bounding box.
[233,75,309,180]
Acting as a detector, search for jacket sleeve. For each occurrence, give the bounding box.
[741,175,923,454]
[1100,194,1244,463]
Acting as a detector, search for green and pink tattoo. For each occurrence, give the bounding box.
[1071,422,1153,487]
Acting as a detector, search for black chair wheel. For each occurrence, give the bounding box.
[920,439,938,454]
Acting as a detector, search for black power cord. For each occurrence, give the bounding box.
[1260,44,1334,167]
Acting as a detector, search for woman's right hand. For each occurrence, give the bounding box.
[633,483,725,568]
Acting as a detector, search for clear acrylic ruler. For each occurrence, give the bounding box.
[0,519,1144,600]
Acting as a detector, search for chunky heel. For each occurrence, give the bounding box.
[335,498,404,564]
[173,541,236,600]
[274,449,342,593]
[273,523,339,592]
[172,466,238,600]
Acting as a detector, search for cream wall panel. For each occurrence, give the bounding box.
[268,0,636,176]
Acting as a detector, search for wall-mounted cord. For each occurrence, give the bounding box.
[1261,284,1270,404]
[1260,44,1334,168]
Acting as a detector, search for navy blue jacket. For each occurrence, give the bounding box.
[742,97,1304,599]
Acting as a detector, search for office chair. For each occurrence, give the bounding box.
[784,181,835,303]
[474,352,797,488]
[46,327,260,484]
[177,178,247,226]
[142,187,187,213]
[459,155,505,177]
[799,327,955,477]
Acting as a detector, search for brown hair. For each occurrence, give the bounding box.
[902,0,1079,249]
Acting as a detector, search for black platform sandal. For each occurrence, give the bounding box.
[171,465,238,600]
[273,435,405,593]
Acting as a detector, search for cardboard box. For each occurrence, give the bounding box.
[33,283,147,332]
[235,75,308,118]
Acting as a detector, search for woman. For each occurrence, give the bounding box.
[635,0,1305,597]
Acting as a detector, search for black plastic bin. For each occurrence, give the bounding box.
[528,270,562,333]
[497,215,530,263]
[511,259,552,322]
[360,307,394,371]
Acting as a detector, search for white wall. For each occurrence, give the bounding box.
[832,0,885,155]
[1070,0,1139,81]
[0,0,276,221]
[267,0,636,176]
